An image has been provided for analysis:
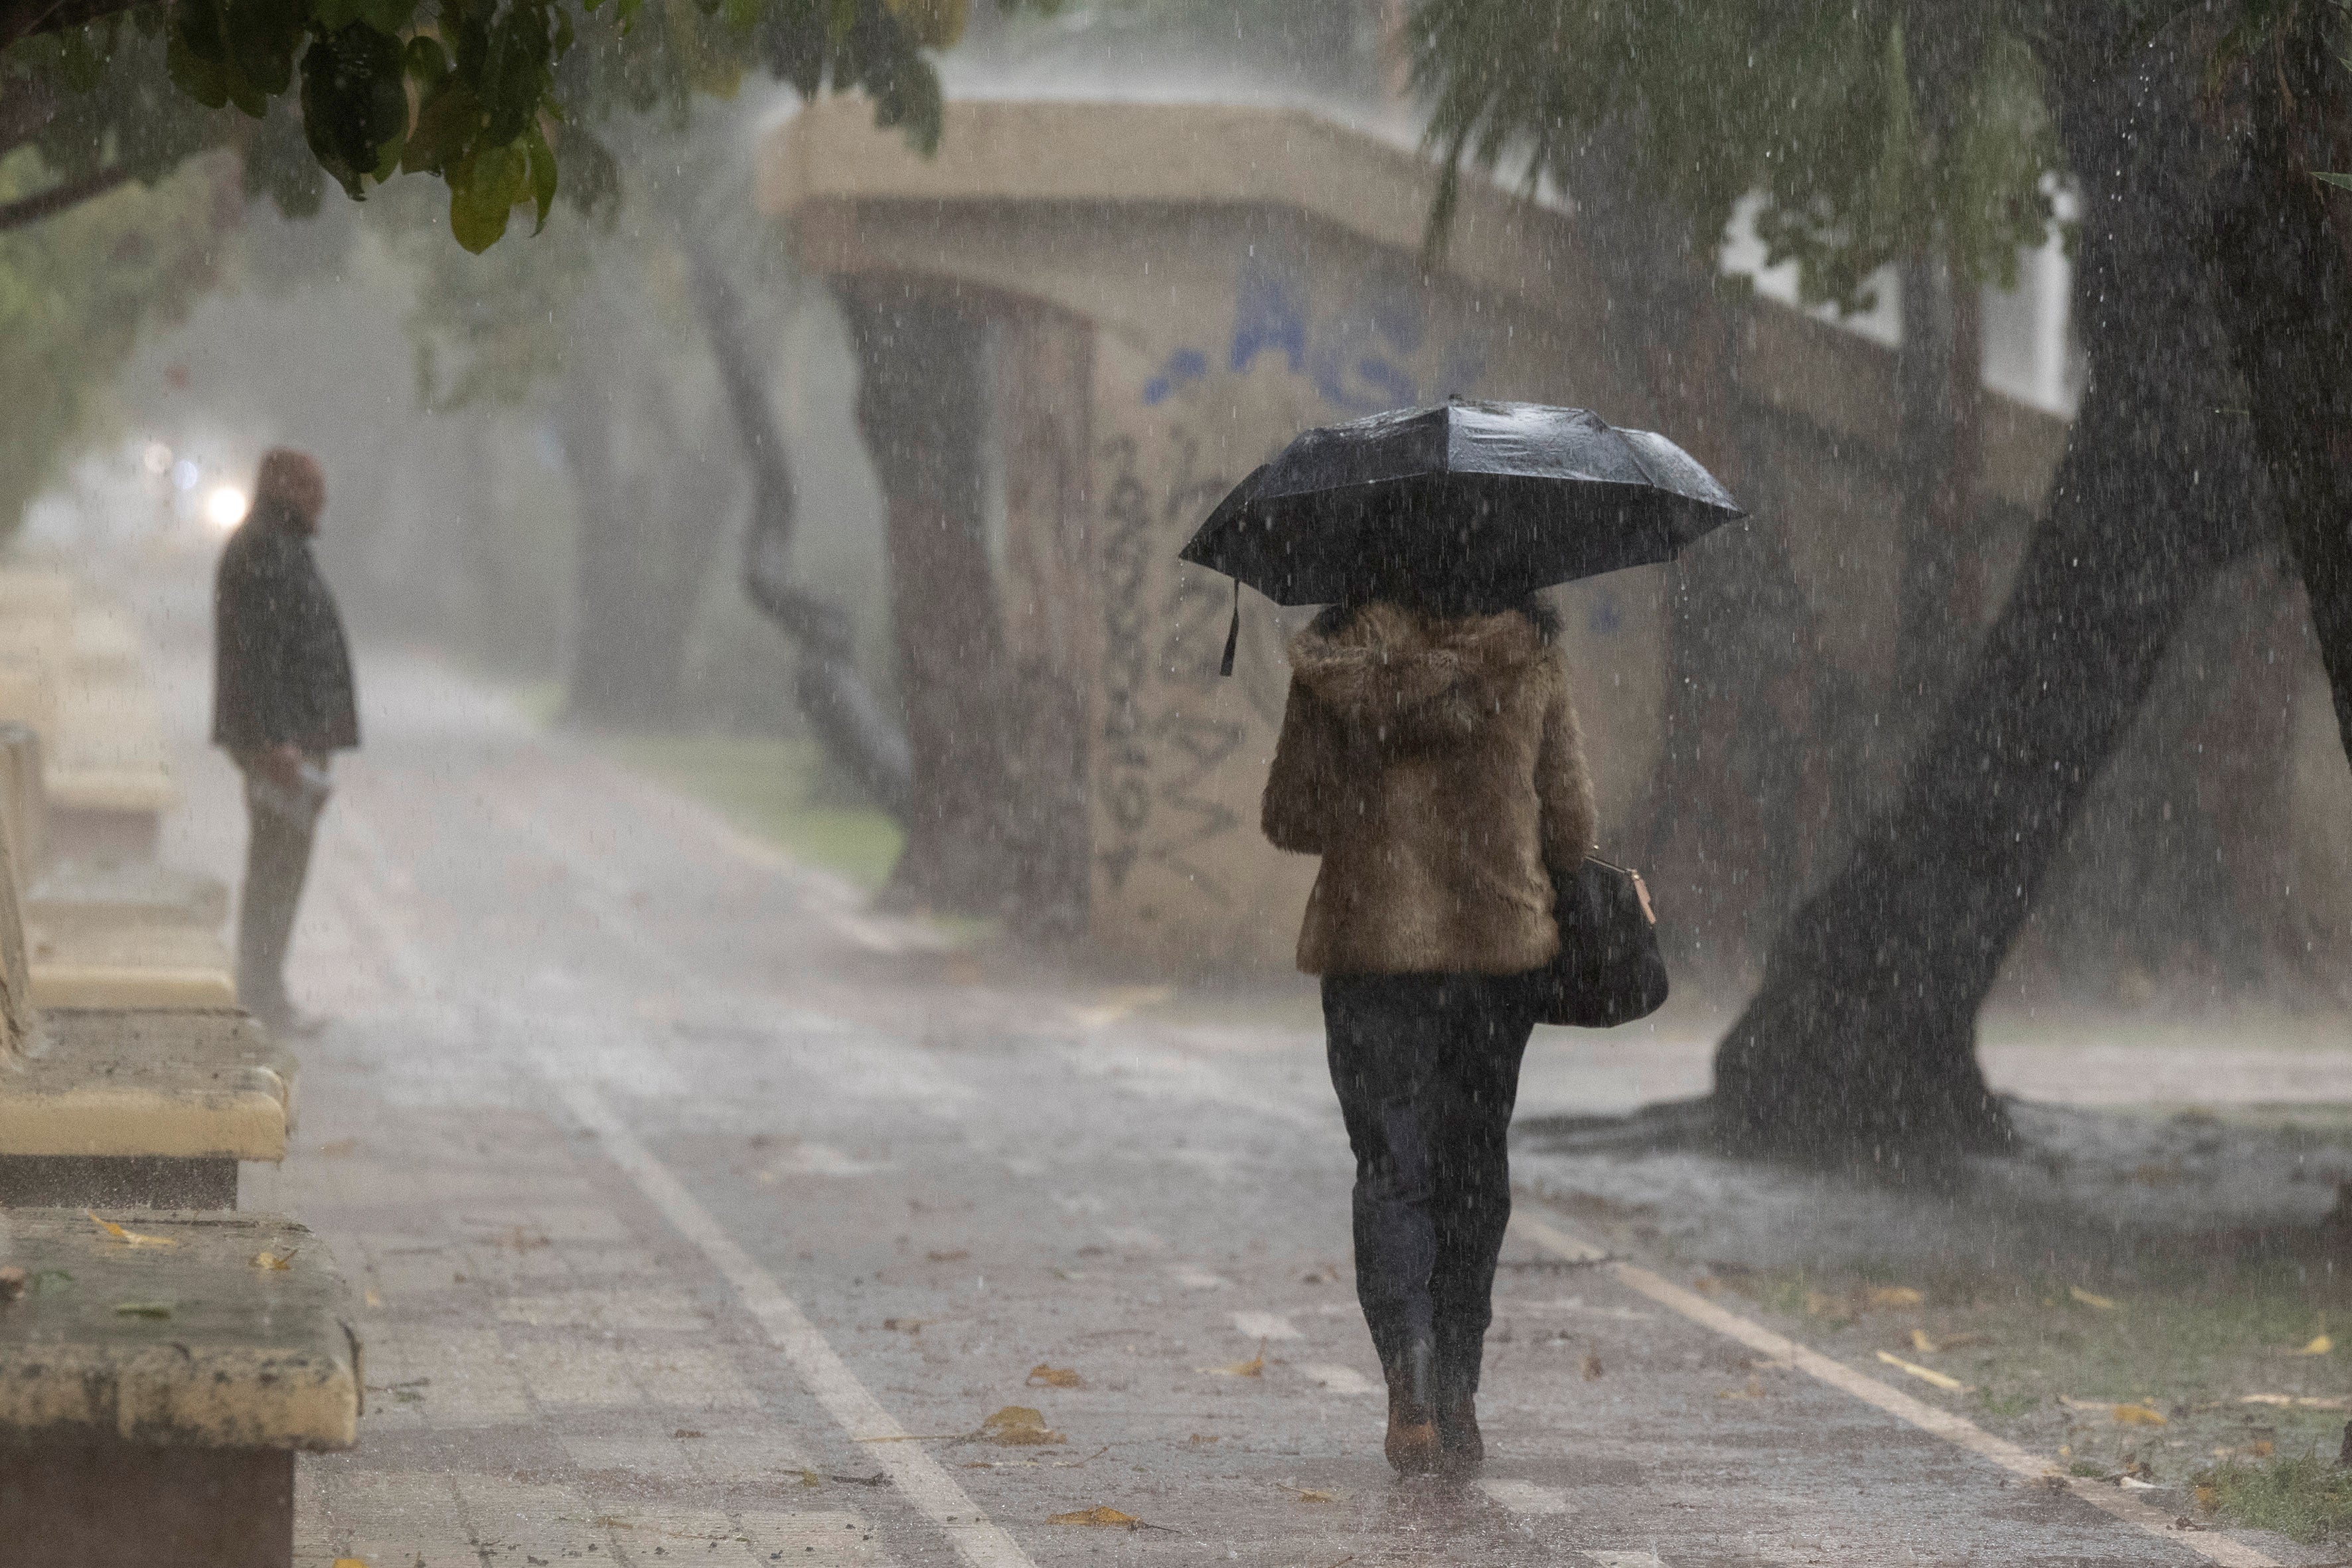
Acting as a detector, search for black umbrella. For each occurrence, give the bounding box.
[1179,401,1745,672]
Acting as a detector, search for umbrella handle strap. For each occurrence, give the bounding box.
[1219,579,1239,678]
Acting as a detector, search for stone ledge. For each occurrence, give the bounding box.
[0,1209,358,1450]
[0,1011,288,1162]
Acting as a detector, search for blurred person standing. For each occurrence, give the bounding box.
[212,448,358,1038]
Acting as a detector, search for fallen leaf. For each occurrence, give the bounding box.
[1910,1329,1938,1354]
[86,1213,177,1248]
[362,1289,382,1308]
[2296,1334,2334,1356]
[2249,1439,2276,1457]
[1048,1506,1141,1528]
[1204,1342,1267,1378]
[1027,1364,1083,1388]
[2195,1483,2219,1512]
[2112,1403,2168,1427]
[2069,1286,2118,1310]
[1865,1286,1924,1310]
[334,1559,368,1567]
[253,1248,298,1271]
[795,1469,822,1489]
[1293,1488,1338,1503]
[1875,1350,1969,1391]
[113,1301,173,1318]
[1581,1352,1604,1380]
[980,1406,1066,1446]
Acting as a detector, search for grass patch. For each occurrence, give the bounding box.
[1687,1254,2352,1489]
[2198,1450,2352,1543]
[608,734,903,892]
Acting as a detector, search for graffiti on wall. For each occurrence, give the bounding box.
[1098,428,1246,901]
[1144,258,1490,416]
[1100,252,1496,928]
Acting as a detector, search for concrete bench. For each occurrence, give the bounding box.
[29,924,239,1012]
[0,726,235,1011]
[0,1207,361,1565]
[0,573,178,861]
[0,806,285,1209]
[44,677,177,863]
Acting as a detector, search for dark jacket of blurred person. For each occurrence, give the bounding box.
[211,449,356,1037]
[212,462,358,757]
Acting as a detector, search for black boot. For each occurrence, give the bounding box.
[1433,1340,1484,1472]
[1382,1337,1439,1474]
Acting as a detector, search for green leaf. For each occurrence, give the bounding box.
[358,0,422,33]
[165,26,236,110]
[447,142,525,252]
[404,33,451,88]
[221,0,307,102]
[523,122,558,234]
[2317,172,2352,193]
[301,23,411,198]
[403,82,483,173]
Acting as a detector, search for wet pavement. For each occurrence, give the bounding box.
[137,647,2323,1567]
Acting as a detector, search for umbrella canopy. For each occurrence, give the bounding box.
[1180,401,1745,613]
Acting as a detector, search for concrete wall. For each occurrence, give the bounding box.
[765,98,2352,980]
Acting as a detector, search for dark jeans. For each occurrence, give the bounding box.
[236,775,322,1018]
[1323,971,1538,1401]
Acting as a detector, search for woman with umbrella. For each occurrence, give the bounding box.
[1185,401,1740,1476]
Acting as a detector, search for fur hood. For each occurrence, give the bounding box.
[1287,601,1557,749]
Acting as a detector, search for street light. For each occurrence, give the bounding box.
[204,485,248,531]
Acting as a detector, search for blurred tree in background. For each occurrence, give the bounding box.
[1412,0,2352,1166]
[0,148,242,528]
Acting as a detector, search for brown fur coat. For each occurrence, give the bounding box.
[1261,601,1597,977]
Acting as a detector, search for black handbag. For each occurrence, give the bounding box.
[1533,854,1670,1028]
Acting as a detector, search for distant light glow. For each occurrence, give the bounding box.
[204,486,248,530]
[171,458,200,492]
[142,442,173,475]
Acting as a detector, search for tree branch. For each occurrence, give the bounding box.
[685,245,915,822]
[0,0,136,52]
[0,78,59,160]
[0,162,131,230]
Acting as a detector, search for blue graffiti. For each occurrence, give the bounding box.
[1228,264,1309,376]
[1146,254,1489,416]
[1142,348,1209,406]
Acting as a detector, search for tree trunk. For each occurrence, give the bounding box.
[1711,27,2274,1167]
[555,361,730,731]
[838,281,1024,917]
[1891,249,1986,742]
[684,250,914,821]
[2205,15,2352,770]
